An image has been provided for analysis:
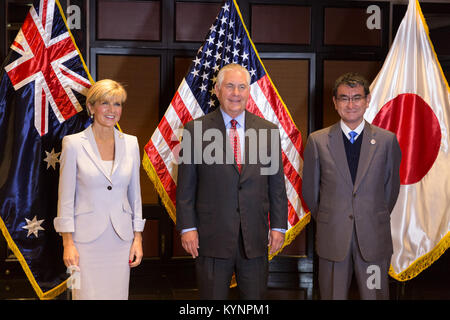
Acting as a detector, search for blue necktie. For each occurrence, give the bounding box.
[349,131,357,144]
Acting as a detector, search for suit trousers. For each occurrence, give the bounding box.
[318,224,390,300]
[195,228,268,299]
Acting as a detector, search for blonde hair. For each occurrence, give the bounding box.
[86,79,127,116]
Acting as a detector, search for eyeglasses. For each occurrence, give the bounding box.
[336,95,366,104]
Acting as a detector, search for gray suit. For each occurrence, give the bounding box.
[55,125,145,241]
[54,125,145,299]
[176,108,287,298]
[302,121,401,299]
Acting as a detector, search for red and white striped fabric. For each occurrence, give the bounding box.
[143,0,309,254]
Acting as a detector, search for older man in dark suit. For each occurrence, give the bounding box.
[176,64,287,299]
[302,73,402,300]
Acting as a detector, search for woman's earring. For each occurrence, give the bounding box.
[90,113,94,120]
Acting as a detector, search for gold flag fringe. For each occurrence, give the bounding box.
[388,0,450,282]
[0,217,68,299]
[0,0,92,299]
[389,231,450,281]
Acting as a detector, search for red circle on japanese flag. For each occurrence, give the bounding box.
[372,93,441,185]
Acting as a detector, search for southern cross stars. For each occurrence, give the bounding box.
[43,148,61,170]
[22,216,45,238]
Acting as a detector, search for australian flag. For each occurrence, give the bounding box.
[0,0,92,299]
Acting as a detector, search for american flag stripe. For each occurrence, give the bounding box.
[158,117,179,154]
[149,98,190,195]
[143,0,310,252]
[151,129,178,184]
[251,94,301,202]
[249,81,302,176]
[288,207,299,228]
[287,202,300,227]
[256,76,303,150]
[171,92,193,125]
[246,95,303,215]
[282,152,302,199]
[245,81,309,238]
[162,104,184,142]
[176,79,206,120]
[285,179,298,212]
[145,138,177,200]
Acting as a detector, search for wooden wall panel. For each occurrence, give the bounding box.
[263,59,309,256]
[97,0,161,41]
[322,60,382,128]
[324,7,381,46]
[251,5,310,44]
[142,220,159,258]
[174,57,192,88]
[6,2,30,51]
[280,230,306,257]
[262,59,309,146]
[429,16,450,56]
[175,2,221,42]
[172,227,189,257]
[97,54,160,205]
[393,4,450,56]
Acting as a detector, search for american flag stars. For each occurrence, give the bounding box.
[188,2,253,110]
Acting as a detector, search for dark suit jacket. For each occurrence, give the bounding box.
[176,108,288,259]
[302,121,402,262]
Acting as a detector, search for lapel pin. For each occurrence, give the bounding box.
[370,139,376,145]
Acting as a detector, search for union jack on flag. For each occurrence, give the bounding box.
[4,0,91,136]
[143,0,310,255]
[0,0,92,299]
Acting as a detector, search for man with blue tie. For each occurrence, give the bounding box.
[176,64,288,299]
[302,73,402,299]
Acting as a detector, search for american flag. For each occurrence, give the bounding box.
[143,0,310,253]
[0,0,92,299]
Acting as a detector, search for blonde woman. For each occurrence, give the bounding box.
[54,79,145,299]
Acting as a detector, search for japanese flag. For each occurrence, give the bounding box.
[364,0,450,281]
